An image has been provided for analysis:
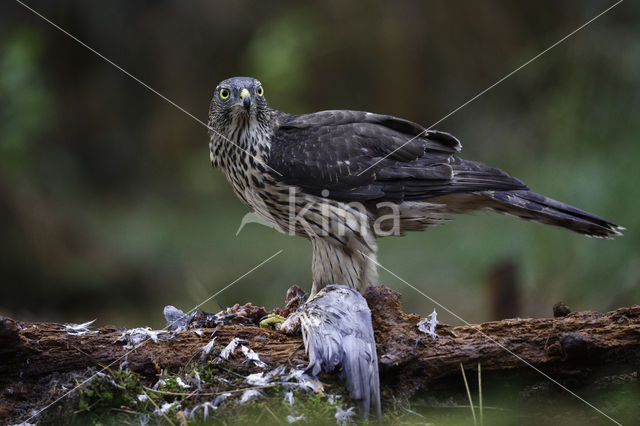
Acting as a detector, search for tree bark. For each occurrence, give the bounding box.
[364,286,640,394]
[1,286,639,415]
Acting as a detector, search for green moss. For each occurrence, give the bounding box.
[75,369,148,425]
[156,376,183,394]
[78,369,142,413]
[69,363,358,425]
[289,391,336,421]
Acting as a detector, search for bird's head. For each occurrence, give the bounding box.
[209,76,269,130]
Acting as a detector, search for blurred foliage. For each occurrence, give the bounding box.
[0,0,638,329]
[0,30,53,175]
[243,6,317,112]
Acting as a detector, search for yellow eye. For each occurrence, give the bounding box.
[219,88,230,99]
[256,86,264,97]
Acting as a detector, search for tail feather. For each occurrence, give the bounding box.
[480,190,623,238]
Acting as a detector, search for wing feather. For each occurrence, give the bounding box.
[267,110,527,201]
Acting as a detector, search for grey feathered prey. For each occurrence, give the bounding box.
[208,76,623,296]
[280,284,381,420]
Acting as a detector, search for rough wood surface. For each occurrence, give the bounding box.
[1,286,639,409]
[365,286,640,393]
[0,318,305,385]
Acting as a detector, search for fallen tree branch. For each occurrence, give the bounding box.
[364,286,640,394]
[1,286,639,420]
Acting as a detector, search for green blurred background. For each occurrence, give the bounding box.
[1,0,638,329]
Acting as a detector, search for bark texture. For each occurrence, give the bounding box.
[1,286,639,419]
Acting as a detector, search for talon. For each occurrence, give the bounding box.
[259,313,286,329]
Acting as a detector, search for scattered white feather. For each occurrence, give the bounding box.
[241,345,267,368]
[417,308,439,338]
[201,337,217,361]
[284,391,295,406]
[139,414,150,426]
[119,358,129,370]
[186,391,232,420]
[269,364,287,377]
[94,371,122,389]
[239,389,263,404]
[212,392,231,408]
[246,364,285,385]
[118,327,167,349]
[176,377,191,389]
[194,329,203,336]
[245,372,270,386]
[219,337,244,359]
[11,423,37,426]
[327,394,341,405]
[163,305,195,332]
[152,379,166,390]
[285,368,305,381]
[335,406,356,426]
[64,319,97,336]
[187,401,214,420]
[287,414,306,423]
[153,401,180,416]
[137,394,148,402]
[285,368,324,393]
[193,371,202,392]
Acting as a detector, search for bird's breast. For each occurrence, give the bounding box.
[211,126,288,228]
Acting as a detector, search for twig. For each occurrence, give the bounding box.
[214,364,249,380]
[460,363,477,426]
[141,388,177,426]
[142,383,277,397]
[478,362,483,426]
[110,407,144,416]
[423,405,506,411]
[402,407,425,418]
[142,387,198,398]
[264,403,284,425]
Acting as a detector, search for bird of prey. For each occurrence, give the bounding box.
[208,76,622,297]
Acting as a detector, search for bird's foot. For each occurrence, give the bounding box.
[259,313,286,329]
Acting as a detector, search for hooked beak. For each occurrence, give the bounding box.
[240,88,252,112]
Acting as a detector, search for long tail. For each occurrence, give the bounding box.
[480,189,624,238]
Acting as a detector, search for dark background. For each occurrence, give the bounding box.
[1,0,638,329]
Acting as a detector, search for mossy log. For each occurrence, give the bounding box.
[1,286,639,421]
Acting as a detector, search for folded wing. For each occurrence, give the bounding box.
[267,110,527,201]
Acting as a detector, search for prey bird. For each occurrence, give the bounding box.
[208,76,622,297]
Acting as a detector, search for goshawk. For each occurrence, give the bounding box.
[208,76,622,296]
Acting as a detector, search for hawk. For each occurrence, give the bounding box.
[208,76,622,297]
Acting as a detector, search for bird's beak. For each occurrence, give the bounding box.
[240,88,252,112]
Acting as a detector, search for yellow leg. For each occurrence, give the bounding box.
[259,313,286,329]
